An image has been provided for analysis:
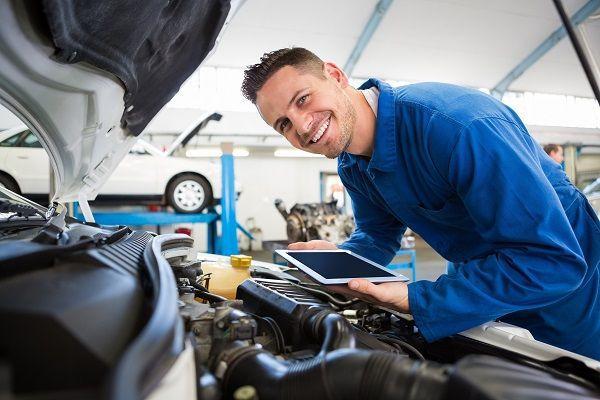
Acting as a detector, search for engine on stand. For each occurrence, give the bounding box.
[274,198,416,248]
[274,199,354,244]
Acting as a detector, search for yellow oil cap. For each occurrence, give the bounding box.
[230,254,252,268]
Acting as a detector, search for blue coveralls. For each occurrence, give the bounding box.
[338,79,600,359]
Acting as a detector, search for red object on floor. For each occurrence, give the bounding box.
[148,204,161,212]
[175,227,192,236]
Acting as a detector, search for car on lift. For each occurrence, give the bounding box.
[0,1,599,400]
[0,113,226,213]
[584,177,600,216]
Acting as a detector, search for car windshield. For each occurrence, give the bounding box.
[583,177,600,195]
[0,186,47,222]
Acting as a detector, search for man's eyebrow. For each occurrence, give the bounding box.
[271,88,308,132]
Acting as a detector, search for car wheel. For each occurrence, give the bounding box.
[0,174,19,193]
[167,174,212,213]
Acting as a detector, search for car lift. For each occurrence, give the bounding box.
[75,143,247,255]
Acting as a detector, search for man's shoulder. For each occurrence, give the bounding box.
[392,82,515,126]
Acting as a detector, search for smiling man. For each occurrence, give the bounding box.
[241,47,600,359]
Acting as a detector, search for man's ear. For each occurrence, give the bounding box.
[323,62,349,88]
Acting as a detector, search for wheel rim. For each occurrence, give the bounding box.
[173,180,205,211]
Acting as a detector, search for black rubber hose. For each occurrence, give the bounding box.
[302,308,356,354]
[220,308,449,399]
[191,283,228,303]
[222,348,449,400]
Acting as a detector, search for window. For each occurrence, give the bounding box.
[21,131,42,148]
[320,172,347,209]
[0,133,22,147]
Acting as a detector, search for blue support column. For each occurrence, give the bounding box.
[220,142,239,255]
[207,217,217,254]
[344,0,394,76]
[491,0,600,99]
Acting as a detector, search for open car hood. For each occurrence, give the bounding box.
[0,0,240,204]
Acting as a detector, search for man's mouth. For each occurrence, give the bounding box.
[308,116,331,145]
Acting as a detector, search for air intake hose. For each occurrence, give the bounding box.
[221,348,449,400]
[220,308,449,400]
[302,307,356,354]
[219,309,598,400]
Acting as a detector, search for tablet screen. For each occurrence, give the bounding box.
[285,251,395,279]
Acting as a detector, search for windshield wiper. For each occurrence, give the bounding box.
[0,198,45,220]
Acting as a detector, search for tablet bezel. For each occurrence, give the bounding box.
[275,249,409,284]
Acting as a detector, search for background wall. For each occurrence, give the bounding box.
[0,105,22,130]
[233,155,338,241]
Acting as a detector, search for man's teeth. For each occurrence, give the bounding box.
[312,117,330,143]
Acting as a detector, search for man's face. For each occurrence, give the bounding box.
[256,64,356,159]
[551,146,564,164]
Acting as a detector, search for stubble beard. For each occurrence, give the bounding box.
[324,92,356,159]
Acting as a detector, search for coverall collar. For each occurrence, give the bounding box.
[338,78,397,172]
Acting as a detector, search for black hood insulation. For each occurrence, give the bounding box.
[41,0,231,136]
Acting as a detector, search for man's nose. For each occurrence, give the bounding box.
[290,111,312,136]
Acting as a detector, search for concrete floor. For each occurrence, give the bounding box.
[246,237,447,283]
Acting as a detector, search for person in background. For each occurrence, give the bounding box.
[544,143,564,165]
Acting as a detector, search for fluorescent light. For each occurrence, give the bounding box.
[186,148,249,157]
[274,149,324,158]
[233,148,250,157]
[186,148,221,157]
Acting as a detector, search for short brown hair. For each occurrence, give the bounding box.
[241,47,324,103]
[544,144,561,155]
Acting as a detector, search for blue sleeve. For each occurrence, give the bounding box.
[408,117,588,341]
[338,174,406,266]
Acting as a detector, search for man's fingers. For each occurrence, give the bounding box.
[348,279,399,304]
[348,278,377,295]
[287,240,337,250]
[332,280,409,313]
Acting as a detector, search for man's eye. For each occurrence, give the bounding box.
[280,119,290,133]
[297,94,308,105]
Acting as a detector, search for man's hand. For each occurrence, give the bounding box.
[331,279,410,314]
[288,240,337,250]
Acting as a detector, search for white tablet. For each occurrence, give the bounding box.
[275,249,409,285]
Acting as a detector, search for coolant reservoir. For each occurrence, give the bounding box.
[201,255,252,299]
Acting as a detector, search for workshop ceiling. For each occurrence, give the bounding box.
[206,0,600,98]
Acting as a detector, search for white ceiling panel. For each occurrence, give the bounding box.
[513,18,600,96]
[206,0,378,68]
[206,0,599,98]
[511,39,591,96]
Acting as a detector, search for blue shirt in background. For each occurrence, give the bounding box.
[337,79,600,359]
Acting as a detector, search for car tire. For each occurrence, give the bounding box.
[0,174,19,193]
[167,174,212,214]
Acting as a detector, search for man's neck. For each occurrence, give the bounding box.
[344,87,376,157]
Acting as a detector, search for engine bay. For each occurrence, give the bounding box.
[0,211,599,399]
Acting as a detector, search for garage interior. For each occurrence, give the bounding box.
[3,0,597,275]
[0,0,599,399]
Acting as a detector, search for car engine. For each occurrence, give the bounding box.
[173,256,600,400]
[274,199,355,244]
[0,208,599,399]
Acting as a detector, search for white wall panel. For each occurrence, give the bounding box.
[234,156,338,241]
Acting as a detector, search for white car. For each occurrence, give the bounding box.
[0,115,227,213]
